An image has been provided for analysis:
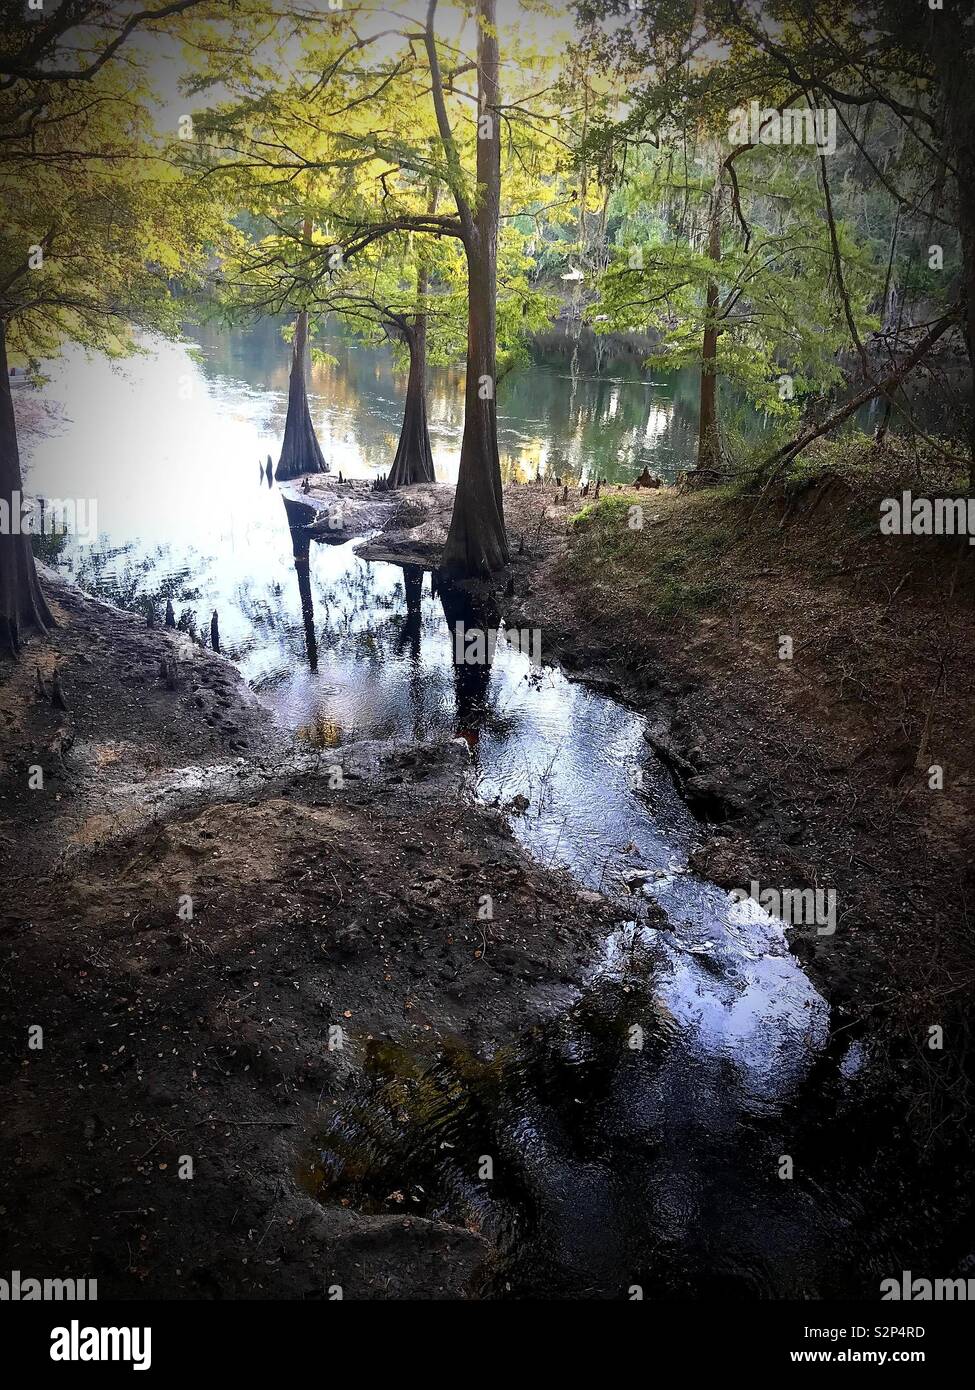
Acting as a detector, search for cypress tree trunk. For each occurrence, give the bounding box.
[275,308,328,482]
[0,319,54,658]
[388,316,436,488]
[695,172,724,486]
[440,0,509,578]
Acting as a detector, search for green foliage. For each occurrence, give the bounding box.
[569,0,966,472]
[182,2,565,371]
[0,6,230,368]
[1,0,965,475]
[589,137,882,419]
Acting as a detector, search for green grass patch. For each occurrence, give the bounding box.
[561,492,733,622]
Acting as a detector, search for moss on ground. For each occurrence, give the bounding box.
[564,491,732,622]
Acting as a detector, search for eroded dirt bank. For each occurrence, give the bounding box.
[341,464,975,1047]
[508,476,974,1048]
[0,573,613,1298]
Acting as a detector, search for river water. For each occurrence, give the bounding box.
[21,324,968,1297]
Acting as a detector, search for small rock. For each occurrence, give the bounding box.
[575,889,605,906]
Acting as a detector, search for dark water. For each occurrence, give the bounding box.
[302,990,964,1299]
[22,325,970,1297]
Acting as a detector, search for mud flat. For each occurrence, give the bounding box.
[0,567,614,1298]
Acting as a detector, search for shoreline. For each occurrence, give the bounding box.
[0,559,616,1299]
[2,462,972,1296]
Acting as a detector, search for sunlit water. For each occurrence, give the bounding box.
[19,325,964,1296]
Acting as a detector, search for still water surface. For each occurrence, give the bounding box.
[23,323,709,727]
[22,325,965,1296]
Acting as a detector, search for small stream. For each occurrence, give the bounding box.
[23,326,969,1297]
[287,550,954,1298]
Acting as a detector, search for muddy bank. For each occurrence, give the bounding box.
[194,466,975,1039]
[280,477,455,561]
[501,477,974,1042]
[280,476,401,541]
[349,469,975,1047]
[3,462,973,1299]
[0,570,278,871]
[286,474,544,571]
[0,571,615,1298]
